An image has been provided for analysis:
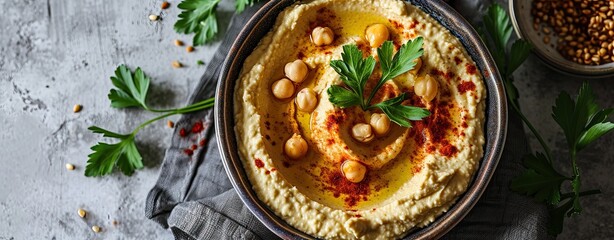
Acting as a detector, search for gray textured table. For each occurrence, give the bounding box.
[0,0,612,239]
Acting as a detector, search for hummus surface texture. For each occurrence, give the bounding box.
[234,0,486,239]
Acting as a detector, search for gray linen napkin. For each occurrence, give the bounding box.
[146,1,550,239]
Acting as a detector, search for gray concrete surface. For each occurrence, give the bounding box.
[0,0,612,239]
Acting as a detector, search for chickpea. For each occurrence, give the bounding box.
[295,88,318,112]
[341,160,367,183]
[284,133,308,159]
[351,123,374,143]
[271,78,295,99]
[365,23,389,48]
[370,113,391,136]
[311,26,335,46]
[409,57,422,75]
[414,74,438,102]
[284,60,309,83]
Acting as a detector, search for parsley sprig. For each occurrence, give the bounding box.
[174,0,262,46]
[327,38,430,127]
[481,4,614,235]
[86,65,215,177]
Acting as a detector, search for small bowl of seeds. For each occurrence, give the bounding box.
[510,0,614,77]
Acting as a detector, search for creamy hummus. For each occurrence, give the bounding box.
[234,0,486,238]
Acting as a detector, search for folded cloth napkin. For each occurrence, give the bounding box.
[146,1,550,239]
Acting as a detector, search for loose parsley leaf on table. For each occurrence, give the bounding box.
[86,127,142,177]
[175,0,262,46]
[327,37,429,127]
[86,65,215,177]
[510,152,566,205]
[108,65,151,110]
[481,3,614,236]
[175,0,221,46]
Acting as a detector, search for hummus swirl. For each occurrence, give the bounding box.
[234,0,486,239]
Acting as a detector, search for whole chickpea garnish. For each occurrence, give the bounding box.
[284,60,309,83]
[414,74,438,102]
[409,57,422,75]
[311,26,335,46]
[271,78,295,99]
[365,23,389,48]
[370,113,391,136]
[284,133,308,159]
[295,88,318,112]
[351,123,374,143]
[341,160,367,183]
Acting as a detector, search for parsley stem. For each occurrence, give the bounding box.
[148,97,215,113]
[560,189,601,199]
[132,112,178,135]
[365,79,387,108]
[509,95,553,163]
[131,98,215,134]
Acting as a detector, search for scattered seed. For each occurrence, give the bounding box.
[167,120,174,128]
[65,163,75,171]
[73,104,82,113]
[77,208,87,218]
[161,1,170,9]
[172,61,182,68]
[174,39,184,46]
[149,14,159,21]
[186,46,194,52]
[92,225,101,233]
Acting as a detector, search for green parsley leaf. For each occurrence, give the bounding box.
[85,126,143,177]
[483,4,512,71]
[552,82,613,150]
[235,0,260,13]
[175,0,221,46]
[327,85,363,108]
[378,38,424,81]
[327,38,428,127]
[510,152,566,205]
[373,93,430,127]
[577,122,614,150]
[108,65,151,110]
[507,40,532,76]
[87,65,216,177]
[367,38,424,105]
[329,44,376,109]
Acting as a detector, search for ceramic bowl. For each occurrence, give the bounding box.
[215,0,507,238]
[509,0,614,78]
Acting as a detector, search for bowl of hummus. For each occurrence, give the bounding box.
[215,0,506,239]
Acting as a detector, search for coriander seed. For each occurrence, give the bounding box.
[77,208,86,218]
[73,104,82,113]
[174,40,184,46]
[186,46,194,52]
[172,61,182,68]
[92,225,101,233]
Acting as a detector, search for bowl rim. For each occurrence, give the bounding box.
[214,0,508,239]
[509,0,614,78]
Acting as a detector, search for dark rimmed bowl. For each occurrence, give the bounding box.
[215,0,507,239]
